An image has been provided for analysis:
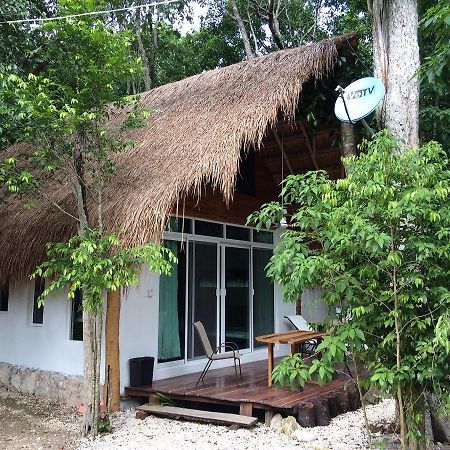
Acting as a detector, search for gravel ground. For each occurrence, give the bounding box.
[2,387,446,450]
[0,386,80,450]
[77,399,400,450]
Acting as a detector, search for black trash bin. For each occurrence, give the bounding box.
[129,356,155,387]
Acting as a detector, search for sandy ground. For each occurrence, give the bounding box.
[0,386,80,450]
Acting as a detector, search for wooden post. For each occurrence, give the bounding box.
[239,402,253,417]
[104,289,121,412]
[265,410,274,426]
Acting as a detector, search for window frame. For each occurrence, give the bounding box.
[70,290,83,341]
[31,277,45,326]
[0,281,9,313]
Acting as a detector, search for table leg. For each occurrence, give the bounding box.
[318,337,323,359]
[290,343,297,355]
[268,343,274,387]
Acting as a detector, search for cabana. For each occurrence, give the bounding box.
[0,33,357,407]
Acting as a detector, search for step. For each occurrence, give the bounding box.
[136,404,258,428]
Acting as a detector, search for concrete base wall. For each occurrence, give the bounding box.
[0,361,83,406]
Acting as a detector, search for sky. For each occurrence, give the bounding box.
[176,1,207,35]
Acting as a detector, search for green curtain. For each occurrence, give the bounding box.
[253,248,274,348]
[158,240,181,361]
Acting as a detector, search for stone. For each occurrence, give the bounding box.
[270,413,283,433]
[10,369,21,391]
[20,369,38,395]
[281,415,299,437]
[293,428,315,442]
[0,362,12,386]
[0,362,83,406]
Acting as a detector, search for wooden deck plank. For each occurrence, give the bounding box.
[136,404,258,427]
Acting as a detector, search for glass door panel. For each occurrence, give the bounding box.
[224,246,250,350]
[158,240,186,362]
[253,248,274,348]
[187,241,219,359]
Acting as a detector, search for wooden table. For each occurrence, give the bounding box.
[255,330,328,387]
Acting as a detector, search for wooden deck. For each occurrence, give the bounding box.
[125,358,362,427]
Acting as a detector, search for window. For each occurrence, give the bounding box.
[226,225,250,241]
[0,281,8,311]
[71,290,83,341]
[253,229,274,244]
[32,277,45,325]
[165,217,192,234]
[194,220,223,238]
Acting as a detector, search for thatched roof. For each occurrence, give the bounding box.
[0,33,356,282]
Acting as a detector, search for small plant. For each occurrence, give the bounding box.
[272,353,310,390]
[154,392,176,407]
[97,404,112,434]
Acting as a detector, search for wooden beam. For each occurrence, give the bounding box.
[273,131,294,175]
[239,402,253,417]
[265,410,275,426]
[298,121,319,170]
[104,289,121,412]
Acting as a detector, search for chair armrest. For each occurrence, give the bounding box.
[215,343,239,355]
[223,341,239,351]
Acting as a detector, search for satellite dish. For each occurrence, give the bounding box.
[334,77,385,124]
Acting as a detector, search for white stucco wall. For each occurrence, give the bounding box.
[0,280,84,376]
[118,267,160,392]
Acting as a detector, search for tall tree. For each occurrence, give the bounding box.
[370,0,420,147]
[0,0,175,436]
[230,0,255,58]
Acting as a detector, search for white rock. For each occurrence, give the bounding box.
[293,428,315,442]
[281,415,299,437]
[270,413,283,432]
[0,363,11,386]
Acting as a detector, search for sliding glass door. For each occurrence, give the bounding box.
[187,241,219,358]
[158,222,274,364]
[253,248,274,347]
[222,246,250,351]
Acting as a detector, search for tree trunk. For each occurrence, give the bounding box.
[341,122,356,177]
[268,0,284,49]
[427,393,450,444]
[371,0,420,147]
[135,8,152,91]
[72,134,101,437]
[104,289,121,413]
[82,310,96,436]
[230,0,255,60]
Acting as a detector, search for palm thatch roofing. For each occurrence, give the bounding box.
[1,33,357,282]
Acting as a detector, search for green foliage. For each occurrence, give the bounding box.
[419,0,450,89]
[250,131,450,438]
[0,157,37,194]
[419,0,450,148]
[0,0,50,74]
[32,231,176,315]
[272,353,310,390]
[154,392,177,407]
